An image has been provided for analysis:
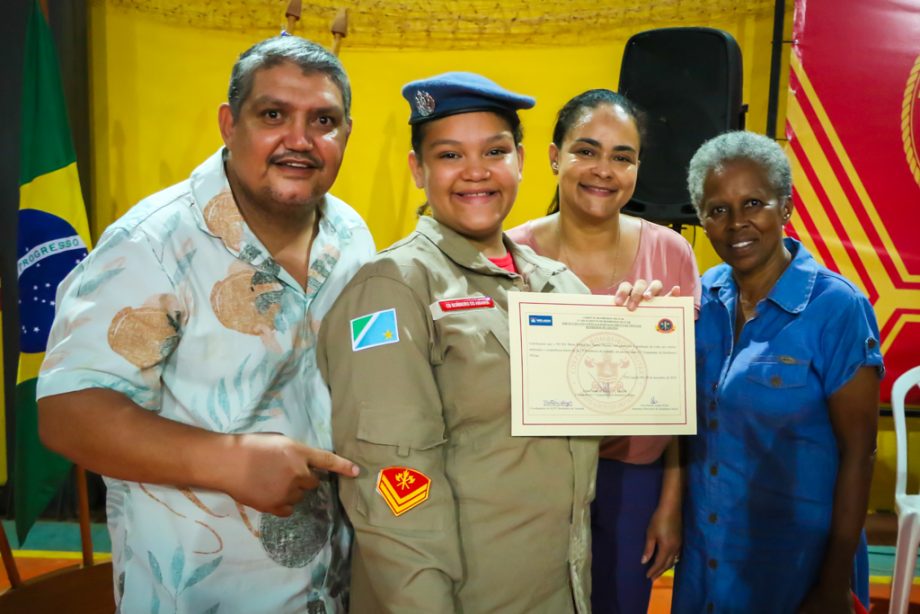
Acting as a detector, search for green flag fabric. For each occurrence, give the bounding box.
[14,0,93,543]
[0,300,6,487]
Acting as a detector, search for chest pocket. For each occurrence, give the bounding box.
[436,305,509,357]
[745,356,811,389]
[356,411,447,456]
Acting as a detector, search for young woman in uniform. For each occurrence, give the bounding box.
[318,73,665,613]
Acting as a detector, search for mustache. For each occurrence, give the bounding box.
[270,151,322,168]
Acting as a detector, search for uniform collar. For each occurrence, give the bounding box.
[413,216,568,292]
[709,237,817,314]
[506,233,569,293]
[414,215,492,273]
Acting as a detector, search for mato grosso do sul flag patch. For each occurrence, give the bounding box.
[350,308,399,351]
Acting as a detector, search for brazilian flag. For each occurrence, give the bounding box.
[0,295,5,487]
[14,0,92,542]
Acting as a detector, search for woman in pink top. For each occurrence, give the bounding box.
[507,89,701,614]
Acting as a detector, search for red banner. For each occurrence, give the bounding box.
[787,0,920,403]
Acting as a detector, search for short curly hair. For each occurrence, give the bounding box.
[686,131,792,219]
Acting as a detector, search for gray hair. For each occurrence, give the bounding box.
[686,131,792,218]
[227,36,351,120]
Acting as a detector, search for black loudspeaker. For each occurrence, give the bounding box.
[618,27,743,225]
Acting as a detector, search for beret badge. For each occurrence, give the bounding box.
[414,90,436,117]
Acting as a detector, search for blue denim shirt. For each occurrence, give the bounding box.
[672,238,883,613]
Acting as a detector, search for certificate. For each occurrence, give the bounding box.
[509,292,696,436]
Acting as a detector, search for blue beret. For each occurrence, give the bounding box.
[401,71,535,125]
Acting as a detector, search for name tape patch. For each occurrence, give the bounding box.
[429,295,495,320]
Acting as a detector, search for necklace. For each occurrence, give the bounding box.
[557,218,622,292]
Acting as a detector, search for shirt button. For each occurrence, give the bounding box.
[711,382,718,392]
[707,603,714,613]
[709,400,717,411]
[709,464,718,476]
[708,513,718,523]
[708,558,718,570]
[709,419,718,429]
[868,338,877,349]
[770,375,782,387]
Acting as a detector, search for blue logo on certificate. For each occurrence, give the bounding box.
[528,315,553,326]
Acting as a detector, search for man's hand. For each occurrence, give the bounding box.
[39,389,359,516]
[223,433,360,516]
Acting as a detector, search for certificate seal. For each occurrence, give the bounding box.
[566,332,648,414]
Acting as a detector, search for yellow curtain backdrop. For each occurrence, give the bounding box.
[87,0,792,269]
[100,0,778,49]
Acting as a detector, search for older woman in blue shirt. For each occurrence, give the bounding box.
[672,131,883,614]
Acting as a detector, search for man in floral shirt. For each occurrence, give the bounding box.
[37,35,374,613]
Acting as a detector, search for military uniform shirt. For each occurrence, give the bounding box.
[318,216,599,613]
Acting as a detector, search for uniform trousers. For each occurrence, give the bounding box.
[591,456,663,614]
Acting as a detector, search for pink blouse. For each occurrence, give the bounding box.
[507,217,701,465]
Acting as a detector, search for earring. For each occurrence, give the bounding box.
[551,162,558,171]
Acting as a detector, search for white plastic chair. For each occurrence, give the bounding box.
[890,365,920,614]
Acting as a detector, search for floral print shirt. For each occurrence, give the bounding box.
[38,150,375,613]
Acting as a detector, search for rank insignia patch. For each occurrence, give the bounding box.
[351,308,399,351]
[376,466,431,516]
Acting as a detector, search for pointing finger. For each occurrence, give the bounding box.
[303,447,360,478]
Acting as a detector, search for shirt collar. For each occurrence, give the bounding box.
[413,216,569,292]
[187,148,338,293]
[709,237,817,314]
[506,233,569,292]
[187,150,277,274]
[765,238,818,314]
[188,147,344,243]
[315,195,351,245]
[189,149,231,217]
[414,215,504,275]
